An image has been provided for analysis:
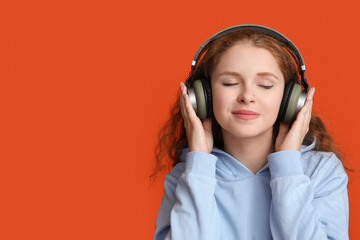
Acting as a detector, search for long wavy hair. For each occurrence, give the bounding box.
[151,29,348,180]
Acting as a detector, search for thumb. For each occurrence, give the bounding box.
[278,122,289,137]
[203,118,212,134]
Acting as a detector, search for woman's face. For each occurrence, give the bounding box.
[211,41,285,140]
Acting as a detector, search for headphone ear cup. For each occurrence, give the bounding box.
[191,80,208,120]
[279,82,304,123]
[201,79,212,118]
[278,82,294,122]
[286,83,308,123]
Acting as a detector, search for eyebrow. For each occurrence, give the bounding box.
[216,71,279,80]
[256,72,279,80]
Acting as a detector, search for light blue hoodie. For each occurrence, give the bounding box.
[153,139,349,239]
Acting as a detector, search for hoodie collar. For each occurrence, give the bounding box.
[180,136,316,179]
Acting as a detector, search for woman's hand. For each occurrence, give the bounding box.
[275,87,315,152]
[180,82,213,153]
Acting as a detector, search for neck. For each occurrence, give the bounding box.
[222,129,275,174]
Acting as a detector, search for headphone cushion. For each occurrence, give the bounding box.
[192,80,208,120]
[278,81,294,122]
[283,83,302,123]
[201,79,212,118]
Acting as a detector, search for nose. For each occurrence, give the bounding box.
[237,85,255,104]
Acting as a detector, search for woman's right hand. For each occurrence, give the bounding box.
[180,82,214,153]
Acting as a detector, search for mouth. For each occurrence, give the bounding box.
[232,110,260,120]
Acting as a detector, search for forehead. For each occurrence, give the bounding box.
[212,42,284,80]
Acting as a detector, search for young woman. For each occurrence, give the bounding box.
[152,25,349,239]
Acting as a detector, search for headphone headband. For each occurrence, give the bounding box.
[186,24,309,92]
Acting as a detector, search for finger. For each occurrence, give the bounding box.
[303,87,315,114]
[304,88,315,124]
[182,84,198,119]
[278,122,290,136]
[179,82,185,113]
[307,87,315,113]
[303,87,315,111]
[295,102,311,130]
[180,83,200,132]
[304,100,313,127]
[180,82,189,121]
[295,87,315,123]
[297,104,312,129]
[307,87,315,101]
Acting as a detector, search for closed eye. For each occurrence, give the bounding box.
[222,83,238,86]
[261,85,273,89]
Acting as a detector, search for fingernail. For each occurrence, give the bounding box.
[308,87,314,96]
[311,87,315,98]
[310,87,315,102]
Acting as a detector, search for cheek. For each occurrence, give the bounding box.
[211,88,231,118]
[264,92,283,116]
[211,90,224,116]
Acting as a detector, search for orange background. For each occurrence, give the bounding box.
[1,0,359,239]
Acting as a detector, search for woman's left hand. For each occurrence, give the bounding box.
[275,87,315,152]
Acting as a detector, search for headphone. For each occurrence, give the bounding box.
[185,24,309,123]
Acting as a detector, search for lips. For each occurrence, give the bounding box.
[232,110,259,120]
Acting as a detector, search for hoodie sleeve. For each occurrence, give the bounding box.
[267,150,349,240]
[153,151,220,240]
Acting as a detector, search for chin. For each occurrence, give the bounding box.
[222,123,274,140]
